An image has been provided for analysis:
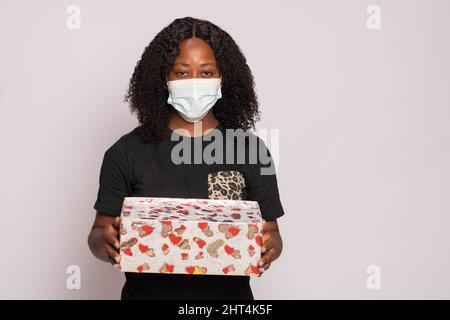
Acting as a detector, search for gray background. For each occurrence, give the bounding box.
[1,0,449,299]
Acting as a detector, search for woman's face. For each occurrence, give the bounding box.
[167,37,221,81]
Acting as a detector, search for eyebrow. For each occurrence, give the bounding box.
[174,62,217,67]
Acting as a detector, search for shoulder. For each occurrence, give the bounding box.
[102,127,146,162]
[109,126,145,152]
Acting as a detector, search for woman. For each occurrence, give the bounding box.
[88,17,285,300]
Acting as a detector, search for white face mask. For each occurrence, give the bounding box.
[167,77,222,123]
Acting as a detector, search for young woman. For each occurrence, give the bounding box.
[88,17,285,300]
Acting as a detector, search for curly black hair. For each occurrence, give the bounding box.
[124,16,261,143]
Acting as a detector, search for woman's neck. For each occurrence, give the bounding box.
[168,110,219,137]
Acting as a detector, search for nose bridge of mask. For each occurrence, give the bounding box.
[169,78,220,98]
[191,79,201,98]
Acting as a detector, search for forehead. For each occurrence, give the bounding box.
[174,37,217,64]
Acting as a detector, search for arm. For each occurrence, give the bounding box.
[88,212,121,265]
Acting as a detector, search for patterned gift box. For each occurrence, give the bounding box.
[119,197,263,276]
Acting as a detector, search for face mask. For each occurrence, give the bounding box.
[167,77,222,123]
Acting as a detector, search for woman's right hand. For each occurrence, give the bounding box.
[103,217,121,265]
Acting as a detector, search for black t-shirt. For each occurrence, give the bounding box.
[93,122,285,300]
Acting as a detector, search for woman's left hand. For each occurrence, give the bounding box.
[257,220,283,275]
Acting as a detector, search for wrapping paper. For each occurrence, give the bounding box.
[119,197,263,276]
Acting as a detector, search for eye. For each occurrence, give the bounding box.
[202,71,213,77]
[175,71,188,77]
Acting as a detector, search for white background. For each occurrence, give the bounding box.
[1,0,449,299]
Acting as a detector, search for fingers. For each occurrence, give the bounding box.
[260,230,275,256]
[104,223,120,250]
[258,230,282,275]
[261,238,274,254]
[104,241,121,265]
[262,256,272,271]
[259,248,275,265]
[258,247,276,273]
[103,221,121,266]
[261,262,271,273]
[112,217,121,230]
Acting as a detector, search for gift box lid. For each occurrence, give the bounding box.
[121,197,262,223]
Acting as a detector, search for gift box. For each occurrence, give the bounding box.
[119,197,263,276]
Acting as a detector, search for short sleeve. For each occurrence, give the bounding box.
[93,140,131,217]
[245,136,285,221]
